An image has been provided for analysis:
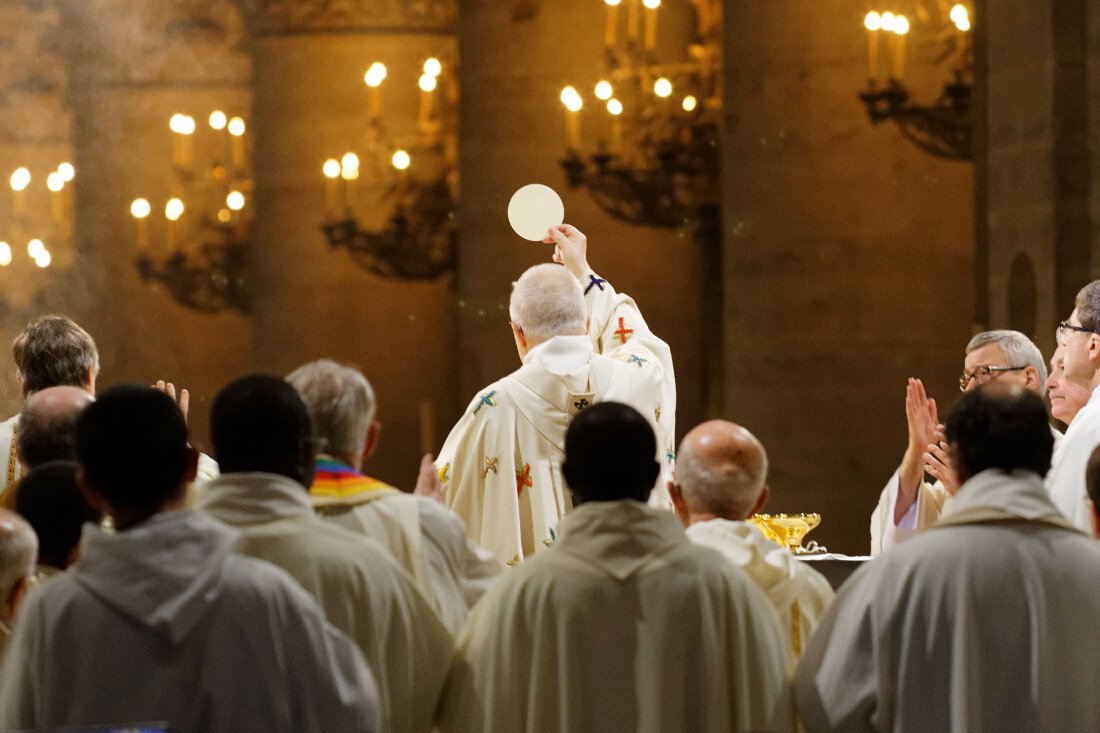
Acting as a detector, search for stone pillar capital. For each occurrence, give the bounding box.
[236,0,454,36]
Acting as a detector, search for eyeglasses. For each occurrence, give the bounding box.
[1058,321,1099,338]
[958,365,1027,392]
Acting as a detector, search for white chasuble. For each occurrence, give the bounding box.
[436,272,677,565]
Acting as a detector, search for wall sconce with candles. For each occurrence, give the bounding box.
[558,0,721,231]
[0,161,73,277]
[129,109,251,314]
[858,3,973,160]
[320,56,457,281]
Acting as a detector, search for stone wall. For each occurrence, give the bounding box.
[722,0,975,553]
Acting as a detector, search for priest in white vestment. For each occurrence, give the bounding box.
[0,385,381,733]
[0,508,36,662]
[287,359,501,634]
[438,402,788,733]
[0,314,100,500]
[197,375,455,733]
[798,384,1100,733]
[869,330,1059,553]
[437,224,677,564]
[1045,287,1100,532]
[668,419,834,663]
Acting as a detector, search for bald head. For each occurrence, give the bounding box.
[675,420,768,521]
[18,386,95,469]
[0,508,36,612]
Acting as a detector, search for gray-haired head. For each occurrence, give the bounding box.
[675,420,769,520]
[1076,281,1100,333]
[508,264,587,345]
[286,359,375,459]
[0,508,36,614]
[966,330,1048,389]
[12,314,99,398]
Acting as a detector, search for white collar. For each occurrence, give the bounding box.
[523,334,592,376]
[196,472,313,525]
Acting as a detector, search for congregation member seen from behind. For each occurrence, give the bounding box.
[796,383,1100,732]
[0,385,380,733]
[438,402,788,733]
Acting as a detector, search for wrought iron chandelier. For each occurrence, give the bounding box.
[320,57,456,281]
[129,110,252,314]
[858,3,973,160]
[558,0,721,232]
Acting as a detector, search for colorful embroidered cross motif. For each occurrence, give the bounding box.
[666,446,676,463]
[585,274,607,295]
[628,354,647,368]
[573,398,590,411]
[438,463,451,484]
[483,456,499,478]
[516,463,532,494]
[614,317,634,345]
[473,390,497,415]
[506,555,521,567]
[655,405,662,423]
[542,527,557,547]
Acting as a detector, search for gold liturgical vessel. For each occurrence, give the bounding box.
[748,513,823,554]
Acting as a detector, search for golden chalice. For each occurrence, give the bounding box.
[747,513,822,554]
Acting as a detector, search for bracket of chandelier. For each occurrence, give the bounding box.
[320,57,456,281]
[558,0,721,231]
[129,110,251,314]
[858,4,973,160]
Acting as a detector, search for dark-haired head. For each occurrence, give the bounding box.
[211,374,315,486]
[944,383,1054,485]
[15,460,100,570]
[76,385,196,530]
[562,402,659,505]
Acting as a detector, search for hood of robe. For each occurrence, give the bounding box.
[944,468,1061,522]
[196,471,313,526]
[72,510,239,645]
[553,500,686,580]
[685,518,805,612]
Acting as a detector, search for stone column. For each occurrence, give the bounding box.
[240,0,457,487]
[722,0,974,553]
[59,0,253,446]
[979,0,1095,351]
[455,0,710,439]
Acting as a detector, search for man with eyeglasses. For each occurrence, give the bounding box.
[1042,282,1100,532]
[870,330,1054,554]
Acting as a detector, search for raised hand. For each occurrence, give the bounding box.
[923,427,960,495]
[414,453,445,504]
[895,378,939,524]
[544,224,589,280]
[154,380,190,425]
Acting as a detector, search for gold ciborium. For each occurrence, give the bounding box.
[747,513,822,554]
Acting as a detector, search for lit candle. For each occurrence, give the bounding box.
[392,150,411,192]
[864,12,882,82]
[419,399,435,456]
[607,98,624,154]
[131,198,151,250]
[950,4,971,68]
[560,86,583,150]
[643,0,660,51]
[47,172,63,228]
[364,62,387,122]
[165,197,184,251]
[418,73,437,131]
[604,0,621,49]
[341,153,359,216]
[879,12,897,78]
[10,167,30,218]
[322,159,340,220]
[174,115,196,171]
[228,117,246,170]
[627,0,640,44]
[894,16,909,80]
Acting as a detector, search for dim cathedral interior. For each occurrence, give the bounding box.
[0,0,1092,554]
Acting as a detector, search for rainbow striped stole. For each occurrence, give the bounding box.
[310,456,397,504]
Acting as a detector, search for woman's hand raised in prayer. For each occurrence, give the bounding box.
[545,224,590,281]
[153,380,190,425]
